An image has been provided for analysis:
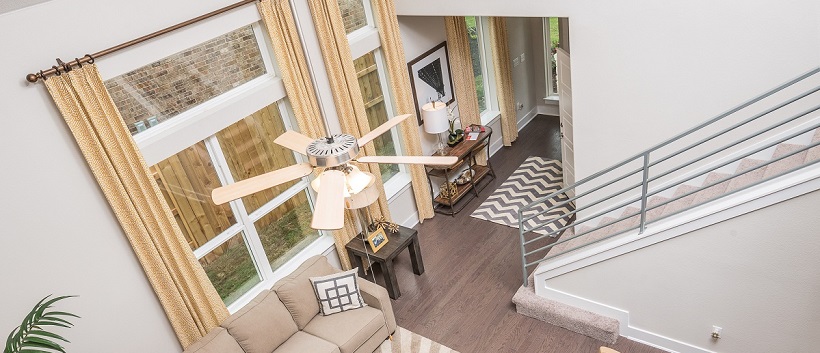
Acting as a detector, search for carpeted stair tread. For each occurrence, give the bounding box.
[513,283,619,344]
[691,172,733,205]
[726,158,768,192]
[645,195,670,223]
[657,184,699,217]
[763,143,809,179]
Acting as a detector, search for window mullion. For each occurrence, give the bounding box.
[204,136,275,281]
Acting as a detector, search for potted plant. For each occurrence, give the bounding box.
[4,295,79,353]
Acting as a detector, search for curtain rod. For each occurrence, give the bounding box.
[25,0,258,83]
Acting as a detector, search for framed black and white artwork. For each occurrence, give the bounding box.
[407,41,455,125]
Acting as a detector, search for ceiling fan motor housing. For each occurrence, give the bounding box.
[307,134,360,167]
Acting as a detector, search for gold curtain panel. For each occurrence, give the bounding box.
[43,65,228,348]
[308,0,392,270]
[372,0,435,221]
[488,17,519,146]
[445,16,487,165]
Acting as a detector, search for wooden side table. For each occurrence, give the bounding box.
[345,226,424,299]
[425,125,496,216]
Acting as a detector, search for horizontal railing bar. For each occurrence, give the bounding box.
[646,154,820,227]
[519,155,643,212]
[526,191,641,238]
[521,175,643,224]
[645,116,820,198]
[648,87,820,168]
[525,207,642,255]
[524,194,642,244]
[519,68,819,215]
[522,180,642,228]
[526,129,820,261]
[525,224,641,268]
[644,138,820,214]
[527,152,820,268]
[647,105,820,185]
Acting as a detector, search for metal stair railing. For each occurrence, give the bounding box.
[518,67,820,285]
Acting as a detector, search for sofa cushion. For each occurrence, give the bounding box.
[182,327,243,353]
[273,255,336,329]
[310,268,365,316]
[220,290,297,353]
[302,305,386,353]
[273,331,340,353]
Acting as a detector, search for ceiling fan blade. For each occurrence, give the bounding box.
[357,155,458,166]
[212,163,314,205]
[274,130,315,155]
[358,114,412,147]
[311,170,346,230]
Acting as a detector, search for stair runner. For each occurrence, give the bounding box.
[512,127,820,344]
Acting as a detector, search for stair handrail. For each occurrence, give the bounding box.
[517,66,820,285]
[519,67,820,212]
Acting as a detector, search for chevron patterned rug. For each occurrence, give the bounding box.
[471,156,574,235]
[377,327,459,353]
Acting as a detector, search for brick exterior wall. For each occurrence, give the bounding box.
[338,0,367,34]
[104,25,266,134]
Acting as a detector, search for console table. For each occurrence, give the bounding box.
[425,125,496,216]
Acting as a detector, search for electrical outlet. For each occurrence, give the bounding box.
[513,57,520,67]
[711,326,722,340]
[520,53,526,62]
[516,102,524,111]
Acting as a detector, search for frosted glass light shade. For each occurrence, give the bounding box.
[311,165,375,198]
[422,102,449,134]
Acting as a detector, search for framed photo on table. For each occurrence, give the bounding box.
[367,227,389,253]
[407,41,455,125]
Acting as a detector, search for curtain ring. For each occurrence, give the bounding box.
[52,65,62,76]
[75,58,83,68]
[57,58,71,73]
[39,70,47,81]
[84,54,95,64]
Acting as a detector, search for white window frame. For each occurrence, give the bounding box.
[346,0,410,198]
[543,17,560,101]
[102,20,334,312]
[468,17,500,126]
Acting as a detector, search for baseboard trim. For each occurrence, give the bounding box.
[539,286,715,353]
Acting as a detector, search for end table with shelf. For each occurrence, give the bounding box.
[425,125,496,216]
[345,226,423,300]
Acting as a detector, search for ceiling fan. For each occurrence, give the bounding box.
[211,113,457,230]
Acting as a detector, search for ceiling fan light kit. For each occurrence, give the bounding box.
[211,113,458,230]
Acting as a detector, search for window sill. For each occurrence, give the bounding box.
[543,95,559,104]
[383,171,412,201]
[479,110,501,126]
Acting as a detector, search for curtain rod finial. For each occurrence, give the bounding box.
[26,73,39,83]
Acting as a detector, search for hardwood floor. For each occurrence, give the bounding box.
[369,116,667,353]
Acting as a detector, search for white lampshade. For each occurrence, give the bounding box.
[422,102,449,134]
[311,165,375,198]
[345,177,380,209]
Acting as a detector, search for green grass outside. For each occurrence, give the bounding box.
[202,202,318,301]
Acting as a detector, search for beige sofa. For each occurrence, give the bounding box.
[184,255,396,353]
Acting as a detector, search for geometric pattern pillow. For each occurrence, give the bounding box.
[309,268,366,316]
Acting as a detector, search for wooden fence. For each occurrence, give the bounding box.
[151,103,304,263]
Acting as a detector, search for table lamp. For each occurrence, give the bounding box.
[422,101,449,156]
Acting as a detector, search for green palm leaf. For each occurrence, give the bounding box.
[4,295,78,353]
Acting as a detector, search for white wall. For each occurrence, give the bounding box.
[546,189,820,353]
[393,0,820,191]
[0,0,248,351]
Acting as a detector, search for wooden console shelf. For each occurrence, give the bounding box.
[425,125,496,216]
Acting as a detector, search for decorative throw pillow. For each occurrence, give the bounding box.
[309,268,366,316]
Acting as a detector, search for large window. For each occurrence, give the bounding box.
[341,0,406,188]
[105,22,328,311]
[544,17,560,97]
[465,16,497,122]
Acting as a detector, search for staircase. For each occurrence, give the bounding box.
[512,67,820,345]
